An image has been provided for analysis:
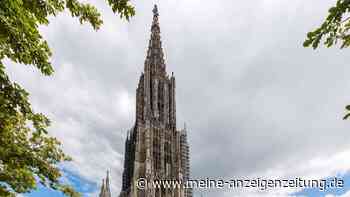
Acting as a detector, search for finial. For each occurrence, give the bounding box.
[153,4,159,16]
[106,170,110,184]
[101,178,105,188]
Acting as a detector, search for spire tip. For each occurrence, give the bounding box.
[153,4,159,16]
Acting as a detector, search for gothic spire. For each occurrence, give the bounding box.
[144,4,166,75]
[99,179,105,197]
[105,170,111,196]
[99,171,111,197]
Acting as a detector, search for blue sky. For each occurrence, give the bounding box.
[24,170,97,197]
[294,173,350,197]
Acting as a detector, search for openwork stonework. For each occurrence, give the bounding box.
[99,5,192,197]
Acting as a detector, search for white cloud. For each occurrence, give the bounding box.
[5,0,350,197]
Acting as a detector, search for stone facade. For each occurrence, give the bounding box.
[117,5,192,197]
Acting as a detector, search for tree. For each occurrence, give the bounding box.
[303,0,350,119]
[344,105,350,119]
[0,0,135,196]
[304,0,350,49]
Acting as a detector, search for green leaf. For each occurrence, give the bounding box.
[343,113,350,120]
[304,0,350,49]
[345,105,350,111]
[0,0,135,196]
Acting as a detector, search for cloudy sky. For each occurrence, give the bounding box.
[7,0,350,196]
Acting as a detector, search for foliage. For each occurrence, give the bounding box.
[304,0,350,49]
[0,0,135,196]
[344,105,350,119]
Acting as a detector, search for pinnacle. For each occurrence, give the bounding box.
[153,4,159,16]
[144,3,166,75]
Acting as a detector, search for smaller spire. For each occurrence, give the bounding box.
[99,179,105,197]
[126,130,130,140]
[101,178,105,189]
[99,171,111,197]
[105,170,111,197]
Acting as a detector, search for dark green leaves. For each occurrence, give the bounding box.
[66,0,103,30]
[65,0,135,30]
[0,0,135,196]
[106,0,135,21]
[344,105,350,119]
[0,66,78,196]
[304,0,350,49]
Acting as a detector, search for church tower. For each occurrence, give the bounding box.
[118,5,192,197]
